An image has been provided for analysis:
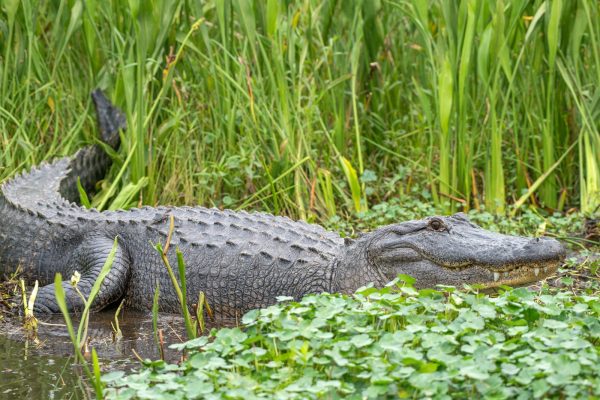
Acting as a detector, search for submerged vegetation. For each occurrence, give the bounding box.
[0,0,599,219]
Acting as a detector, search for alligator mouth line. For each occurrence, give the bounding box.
[440,260,563,274]
[371,242,564,287]
[467,260,561,288]
[386,244,563,274]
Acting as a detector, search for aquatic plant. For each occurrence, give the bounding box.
[102,278,600,399]
[53,237,119,398]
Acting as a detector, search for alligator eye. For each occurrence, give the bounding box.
[429,218,446,232]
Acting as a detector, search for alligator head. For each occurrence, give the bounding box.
[338,213,565,290]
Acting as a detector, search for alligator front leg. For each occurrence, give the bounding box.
[33,237,130,314]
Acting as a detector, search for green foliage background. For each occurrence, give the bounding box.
[1,0,599,220]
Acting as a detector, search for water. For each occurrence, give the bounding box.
[0,335,87,399]
[0,310,226,399]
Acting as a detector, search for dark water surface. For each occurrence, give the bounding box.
[0,310,229,399]
[0,335,87,399]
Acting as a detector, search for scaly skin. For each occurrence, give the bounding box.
[0,91,566,317]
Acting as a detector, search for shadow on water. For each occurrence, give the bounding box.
[0,309,237,399]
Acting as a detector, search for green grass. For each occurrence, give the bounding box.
[102,281,600,399]
[0,0,598,219]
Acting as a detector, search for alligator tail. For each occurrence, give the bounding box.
[91,89,126,149]
[57,90,126,203]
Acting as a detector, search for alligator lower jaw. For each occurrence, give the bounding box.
[477,261,562,289]
[395,259,563,290]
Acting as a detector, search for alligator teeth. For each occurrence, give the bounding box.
[504,272,509,278]
[543,267,548,273]
[534,268,540,277]
[493,272,500,282]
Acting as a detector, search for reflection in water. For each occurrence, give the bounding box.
[0,309,237,398]
[0,335,88,399]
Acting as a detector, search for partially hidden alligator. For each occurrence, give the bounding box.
[0,91,566,316]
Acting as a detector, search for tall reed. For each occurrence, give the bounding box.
[0,0,597,217]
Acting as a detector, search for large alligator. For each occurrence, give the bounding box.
[0,91,565,316]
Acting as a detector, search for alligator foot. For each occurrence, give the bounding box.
[33,237,130,314]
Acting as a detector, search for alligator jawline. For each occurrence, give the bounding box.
[462,261,561,288]
[381,244,562,280]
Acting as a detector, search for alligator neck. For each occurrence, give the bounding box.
[332,241,389,294]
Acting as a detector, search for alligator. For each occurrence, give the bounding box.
[0,91,566,316]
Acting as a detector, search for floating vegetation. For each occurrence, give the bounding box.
[103,279,600,399]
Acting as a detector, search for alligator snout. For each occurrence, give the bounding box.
[528,236,556,245]
[524,236,566,260]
